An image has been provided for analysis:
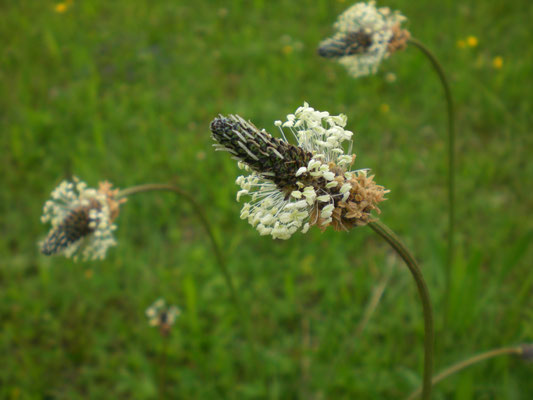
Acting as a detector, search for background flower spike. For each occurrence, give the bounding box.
[40,177,125,261]
[317,1,410,77]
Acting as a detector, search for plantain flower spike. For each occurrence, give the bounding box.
[210,102,389,240]
[40,177,125,261]
[318,1,410,78]
[146,298,180,336]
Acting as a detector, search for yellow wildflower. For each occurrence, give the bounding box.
[11,388,21,399]
[385,72,397,83]
[492,56,503,69]
[466,36,478,47]
[282,45,294,55]
[54,3,68,13]
[380,103,390,114]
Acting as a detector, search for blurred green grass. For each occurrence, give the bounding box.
[1,0,532,398]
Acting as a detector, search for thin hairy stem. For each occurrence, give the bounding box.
[369,220,434,400]
[406,346,525,400]
[118,184,240,313]
[409,37,456,314]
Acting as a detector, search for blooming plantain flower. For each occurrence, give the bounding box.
[210,103,389,240]
[318,1,409,78]
[40,177,125,261]
[146,298,180,336]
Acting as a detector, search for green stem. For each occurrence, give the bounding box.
[406,346,525,400]
[117,184,241,314]
[158,335,169,398]
[408,37,456,313]
[369,220,434,400]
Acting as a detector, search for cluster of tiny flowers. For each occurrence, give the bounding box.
[146,298,180,335]
[236,104,353,238]
[318,1,408,78]
[211,102,389,240]
[40,177,121,261]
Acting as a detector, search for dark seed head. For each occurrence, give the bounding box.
[318,30,373,59]
[41,206,96,255]
[210,115,313,193]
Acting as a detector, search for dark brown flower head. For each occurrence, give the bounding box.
[318,30,373,58]
[41,201,98,255]
[211,115,313,195]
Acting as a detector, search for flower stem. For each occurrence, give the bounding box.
[406,345,526,400]
[368,220,434,400]
[117,184,241,314]
[158,335,169,398]
[408,37,456,315]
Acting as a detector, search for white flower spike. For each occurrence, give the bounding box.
[146,298,180,336]
[40,178,124,261]
[318,1,409,78]
[210,103,389,240]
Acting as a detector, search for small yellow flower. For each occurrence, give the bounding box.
[217,8,228,18]
[492,56,503,69]
[300,254,315,275]
[380,103,390,114]
[466,36,478,47]
[282,45,293,56]
[54,3,68,13]
[84,269,94,279]
[11,387,21,399]
[385,72,397,83]
[457,39,466,49]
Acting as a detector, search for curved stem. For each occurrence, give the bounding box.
[118,184,241,313]
[406,346,525,400]
[409,37,456,312]
[369,220,434,400]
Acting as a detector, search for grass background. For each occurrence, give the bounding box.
[1,0,532,398]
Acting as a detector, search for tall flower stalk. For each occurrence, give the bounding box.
[317,2,456,316]
[210,103,434,399]
[407,38,456,315]
[369,220,433,400]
